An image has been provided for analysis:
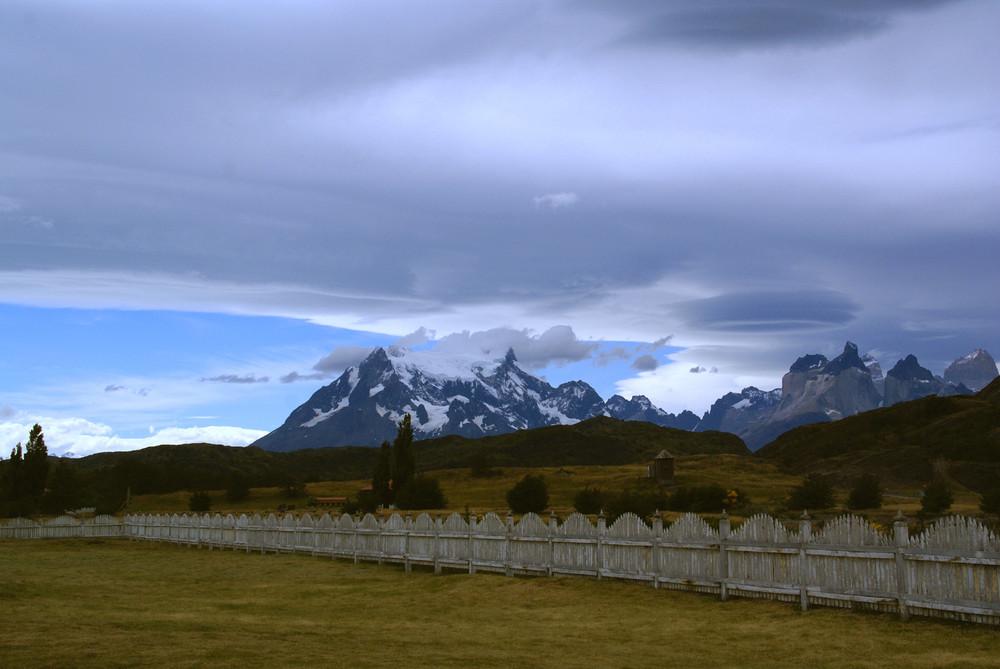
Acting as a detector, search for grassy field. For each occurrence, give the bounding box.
[123,453,985,526]
[2,538,998,668]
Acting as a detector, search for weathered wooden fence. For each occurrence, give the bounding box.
[4,511,999,625]
[0,514,123,539]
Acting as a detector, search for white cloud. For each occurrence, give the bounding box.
[532,192,579,209]
[0,414,266,458]
[433,325,597,368]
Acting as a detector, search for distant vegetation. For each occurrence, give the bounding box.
[4,380,999,522]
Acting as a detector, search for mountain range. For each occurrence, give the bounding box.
[251,343,998,453]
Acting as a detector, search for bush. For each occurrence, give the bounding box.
[605,487,668,524]
[225,475,251,503]
[921,478,953,515]
[506,475,548,515]
[280,476,306,499]
[980,485,1000,516]
[470,447,502,478]
[667,484,728,513]
[341,490,378,515]
[847,473,882,510]
[573,486,604,515]
[396,476,447,510]
[787,473,834,512]
[188,491,211,513]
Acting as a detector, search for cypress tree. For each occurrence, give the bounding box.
[2,443,24,503]
[390,414,415,501]
[24,424,49,499]
[372,440,393,506]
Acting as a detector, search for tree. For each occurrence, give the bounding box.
[506,474,548,515]
[372,440,393,506]
[573,486,603,515]
[23,424,49,498]
[980,485,1000,516]
[225,474,251,503]
[921,478,953,515]
[396,476,447,510]
[188,491,211,512]
[390,414,415,501]
[847,473,882,510]
[470,447,501,478]
[787,473,834,511]
[2,443,24,502]
[43,460,84,514]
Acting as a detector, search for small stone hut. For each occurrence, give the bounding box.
[647,449,675,486]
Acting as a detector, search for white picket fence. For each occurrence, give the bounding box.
[4,510,999,625]
[0,514,123,539]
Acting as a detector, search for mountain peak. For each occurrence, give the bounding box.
[886,354,934,381]
[504,347,518,364]
[943,349,999,392]
[821,341,867,376]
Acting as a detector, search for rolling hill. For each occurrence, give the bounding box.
[755,377,1000,491]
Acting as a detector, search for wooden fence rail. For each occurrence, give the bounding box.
[4,511,999,625]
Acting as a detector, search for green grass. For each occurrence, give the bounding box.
[123,454,985,527]
[2,538,998,668]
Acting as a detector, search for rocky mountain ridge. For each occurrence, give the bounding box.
[252,342,998,453]
[252,346,697,451]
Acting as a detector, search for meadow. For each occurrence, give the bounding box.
[2,538,998,668]
[123,454,985,525]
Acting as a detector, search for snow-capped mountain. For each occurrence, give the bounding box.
[943,349,999,392]
[251,341,998,454]
[252,346,676,452]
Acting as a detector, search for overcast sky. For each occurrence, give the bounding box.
[2,1,998,456]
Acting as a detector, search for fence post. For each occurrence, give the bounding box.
[798,511,812,611]
[404,512,412,574]
[652,510,663,589]
[719,510,730,601]
[548,510,558,576]
[468,509,476,575]
[434,513,442,575]
[505,510,513,577]
[893,510,910,621]
[352,513,361,564]
[377,509,384,566]
[597,510,607,579]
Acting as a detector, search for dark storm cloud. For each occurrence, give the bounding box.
[580,0,962,49]
[675,290,861,332]
[1,0,998,409]
[312,346,378,375]
[631,354,659,371]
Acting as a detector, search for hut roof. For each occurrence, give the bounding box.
[654,449,673,460]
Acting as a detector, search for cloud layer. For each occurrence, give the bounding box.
[1,1,998,442]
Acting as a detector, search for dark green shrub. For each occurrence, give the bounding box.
[921,478,953,515]
[506,475,548,515]
[668,484,728,513]
[280,476,306,499]
[980,486,1000,516]
[225,475,251,502]
[605,487,668,524]
[341,490,378,515]
[787,473,834,511]
[573,486,603,515]
[188,491,211,513]
[396,476,447,510]
[470,447,502,479]
[847,473,882,510]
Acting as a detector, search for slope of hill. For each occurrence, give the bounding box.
[755,377,1000,491]
[413,415,749,470]
[66,417,748,501]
